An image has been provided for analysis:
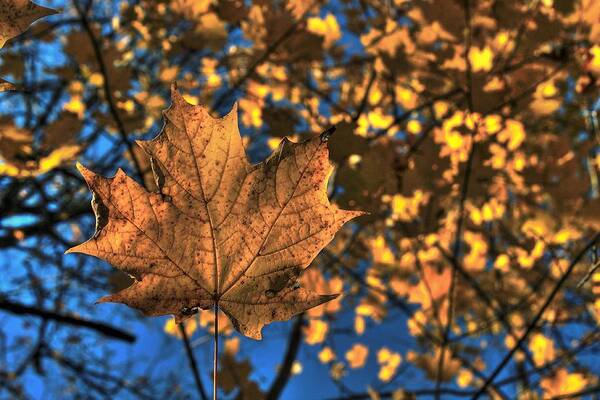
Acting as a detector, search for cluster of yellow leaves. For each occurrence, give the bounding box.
[163,316,197,338]
[369,235,395,265]
[377,347,402,382]
[163,309,233,339]
[529,333,555,367]
[408,265,451,311]
[434,111,475,166]
[0,118,80,178]
[469,198,505,225]
[361,19,413,59]
[463,231,488,272]
[389,190,430,222]
[304,319,328,345]
[306,14,341,48]
[540,368,588,398]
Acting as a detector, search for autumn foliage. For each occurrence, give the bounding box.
[1,0,600,399]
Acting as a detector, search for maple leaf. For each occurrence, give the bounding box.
[67,86,363,339]
[0,0,56,90]
[0,0,55,48]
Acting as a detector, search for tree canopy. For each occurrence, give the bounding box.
[1,0,600,399]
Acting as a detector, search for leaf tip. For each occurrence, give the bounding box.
[320,125,337,142]
[319,293,340,304]
[0,80,16,92]
[95,295,114,305]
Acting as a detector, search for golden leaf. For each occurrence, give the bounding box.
[0,118,80,178]
[304,319,328,345]
[67,86,363,339]
[377,347,402,382]
[346,343,369,369]
[540,368,588,398]
[318,346,336,363]
[529,333,555,367]
[0,0,56,90]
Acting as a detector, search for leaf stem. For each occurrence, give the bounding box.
[213,304,219,400]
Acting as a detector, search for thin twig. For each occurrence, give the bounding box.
[265,314,304,400]
[576,258,600,288]
[72,0,145,183]
[178,323,208,400]
[435,0,475,397]
[0,299,135,343]
[471,232,600,399]
[211,0,320,111]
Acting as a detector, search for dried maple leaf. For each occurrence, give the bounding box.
[0,0,56,90]
[0,0,55,48]
[67,86,363,339]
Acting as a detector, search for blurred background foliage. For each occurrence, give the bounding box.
[1,0,600,398]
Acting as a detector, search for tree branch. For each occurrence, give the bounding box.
[212,0,320,111]
[178,323,208,400]
[72,0,145,183]
[0,299,135,343]
[265,314,304,400]
[472,232,600,399]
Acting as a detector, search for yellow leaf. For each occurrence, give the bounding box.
[307,14,341,48]
[456,369,473,388]
[553,227,581,244]
[38,145,80,173]
[497,120,525,151]
[391,190,429,222]
[89,72,104,87]
[368,108,394,130]
[163,317,197,338]
[304,319,329,345]
[529,333,555,367]
[484,115,502,135]
[540,368,588,398]
[522,215,554,238]
[494,254,510,272]
[348,154,362,167]
[446,131,464,150]
[408,266,451,309]
[588,45,600,74]
[377,347,402,382]
[397,86,418,109]
[64,96,85,119]
[370,235,395,264]
[406,119,422,134]
[355,315,366,335]
[291,361,303,375]
[468,46,494,72]
[483,76,505,92]
[319,346,336,363]
[160,66,179,82]
[346,344,369,369]
[224,337,240,355]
